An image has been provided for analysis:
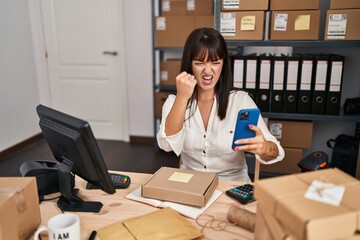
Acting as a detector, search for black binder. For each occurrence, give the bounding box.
[325,54,345,115]
[297,54,315,114]
[270,55,286,113]
[232,55,245,89]
[284,55,300,113]
[311,54,329,115]
[257,54,272,112]
[244,54,258,101]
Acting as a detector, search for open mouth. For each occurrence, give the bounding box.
[202,75,213,85]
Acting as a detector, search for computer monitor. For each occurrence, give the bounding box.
[36,104,115,212]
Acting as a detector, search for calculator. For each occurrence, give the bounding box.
[86,173,131,190]
[225,184,255,204]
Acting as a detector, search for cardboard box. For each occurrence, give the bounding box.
[330,0,360,10]
[270,10,320,40]
[255,204,296,240]
[160,60,181,86]
[261,147,304,174]
[268,120,313,148]
[222,0,269,11]
[161,0,213,16]
[155,16,195,48]
[220,11,265,40]
[254,168,360,240]
[195,15,214,28]
[0,177,41,240]
[270,0,319,10]
[325,9,360,40]
[142,167,218,207]
[155,91,173,118]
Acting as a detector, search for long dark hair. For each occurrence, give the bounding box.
[180,27,232,120]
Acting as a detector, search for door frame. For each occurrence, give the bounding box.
[28,0,130,141]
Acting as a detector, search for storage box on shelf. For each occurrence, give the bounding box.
[221,0,269,11]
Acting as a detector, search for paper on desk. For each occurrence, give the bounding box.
[97,208,202,240]
[125,187,223,219]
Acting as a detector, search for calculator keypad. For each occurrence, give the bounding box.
[225,184,255,204]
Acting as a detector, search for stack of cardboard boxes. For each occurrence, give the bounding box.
[325,0,360,40]
[262,120,314,174]
[254,168,360,239]
[269,0,320,40]
[220,0,268,40]
[155,0,214,118]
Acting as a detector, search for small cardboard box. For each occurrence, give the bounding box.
[330,0,360,10]
[268,120,313,148]
[155,16,195,48]
[270,0,319,10]
[261,147,304,174]
[142,167,218,207]
[161,0,213,16]
[155,91,173,118]
[254,168,360,240]
[270,10,320,40]
[325,9,360,40]
[160,60,181,86]
[0,177,41,240]
[220,11,265,40]
[222,0,269,11]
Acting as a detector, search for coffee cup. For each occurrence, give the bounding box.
[34,213,81,240]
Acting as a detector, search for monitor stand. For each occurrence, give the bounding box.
[57,158,103,213]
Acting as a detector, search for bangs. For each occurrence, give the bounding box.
[192,40,225,62]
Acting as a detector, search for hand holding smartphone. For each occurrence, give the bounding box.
[232,108,260,150]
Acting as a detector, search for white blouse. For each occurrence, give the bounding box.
[157,90,285,182]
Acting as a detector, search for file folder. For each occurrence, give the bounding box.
[311,54,329,115]
[232,55,245,89]
[284,55,300,113]
[325,54,345,115]
[257,54,272,112]
[270,55,286,113]
[244,54,258,102]
[297,54,315,114]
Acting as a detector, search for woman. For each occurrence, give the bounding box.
[157,28,285,182]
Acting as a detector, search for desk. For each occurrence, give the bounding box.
[38,171,257,240]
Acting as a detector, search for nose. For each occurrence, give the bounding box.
[203,63,213,74]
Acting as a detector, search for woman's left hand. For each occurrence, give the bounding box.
[233,124,268,156]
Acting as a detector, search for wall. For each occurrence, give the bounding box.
[123,0,154,137]
[0,0,40,151]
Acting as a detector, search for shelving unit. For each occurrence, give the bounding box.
[152,0,360,143]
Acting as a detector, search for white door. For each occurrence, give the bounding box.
[41,0,129,141]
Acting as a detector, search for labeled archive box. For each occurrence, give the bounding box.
[220,11,265,40]
[142,167,218,207]
[330,0,360,10]
[270,10,320,40]
[268,120,313,148]
[254,168,360,240]
[160,60,181,86]
[325,9,360,40]
[0,177,41,240]
[155,91,172,118]
[161,0,213,16]
[270,0,319,10]
[221,0,269,11]
[155,15,214,47]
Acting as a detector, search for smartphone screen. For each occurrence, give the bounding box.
[232,108,260,150]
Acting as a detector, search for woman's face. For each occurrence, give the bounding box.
[191,57,223,91]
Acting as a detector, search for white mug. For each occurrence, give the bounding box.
[34,213,81,240]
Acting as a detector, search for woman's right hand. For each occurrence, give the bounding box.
[175,71,197,100]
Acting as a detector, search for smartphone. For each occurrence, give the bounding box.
[232,108,260,150]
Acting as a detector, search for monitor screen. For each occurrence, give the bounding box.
[36,104,115,212]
